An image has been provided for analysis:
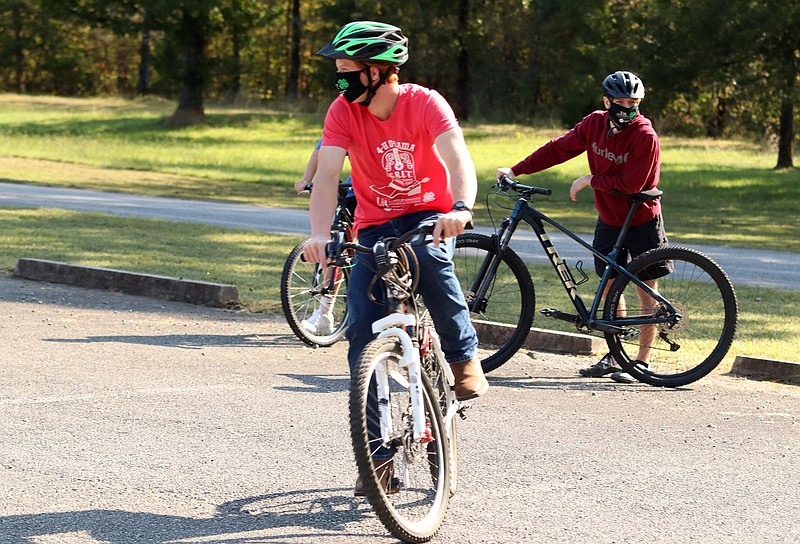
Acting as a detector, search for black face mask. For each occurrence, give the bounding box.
[608,101,639,130]
[334,70,368,103]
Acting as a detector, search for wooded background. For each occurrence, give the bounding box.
[0,0,797,168]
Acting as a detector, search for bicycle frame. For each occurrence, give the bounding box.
[486,190,679,335]
[333,228,457,446]
[312,183,354,297]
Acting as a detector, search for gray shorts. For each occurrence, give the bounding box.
[592,215,672,280]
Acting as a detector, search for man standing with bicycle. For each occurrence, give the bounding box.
[303,21,489,491]
[497,70,671,384]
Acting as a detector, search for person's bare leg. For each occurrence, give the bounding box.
[634,279,658,363]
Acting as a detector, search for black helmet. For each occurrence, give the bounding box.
[316,21,409,65]
[603,71,645,99]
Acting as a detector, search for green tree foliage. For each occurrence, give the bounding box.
[0,0,796,164]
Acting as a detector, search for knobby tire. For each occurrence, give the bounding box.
[454,233,535,373]
[604,246,738,387]
[350,338,450,543]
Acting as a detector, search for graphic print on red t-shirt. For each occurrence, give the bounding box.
[371,140,431,205]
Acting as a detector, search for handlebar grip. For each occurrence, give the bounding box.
[497,174,552,196]
[325,241,341,260]
[535,186,552,196]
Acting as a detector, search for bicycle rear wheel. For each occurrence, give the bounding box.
[604,246,738,387]
[350,338,450,543]
[280,239,348,346]
[454,233,535,372]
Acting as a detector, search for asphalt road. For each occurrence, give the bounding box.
[1,181,799,291]
[1,275,798,543]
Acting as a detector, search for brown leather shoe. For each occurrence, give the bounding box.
[354,458,398,496]
[451,357,489,401]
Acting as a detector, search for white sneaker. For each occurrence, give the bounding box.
[301,308,334,335]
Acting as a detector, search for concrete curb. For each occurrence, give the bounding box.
[14,258,239,308]
[11,259,797,386]
[729,355,800,385]
[473,320,604,355]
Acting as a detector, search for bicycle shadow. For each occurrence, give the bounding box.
[275,373,350,394]
[43,333,304,349]
[0,488,390,543]
[486,375,695,392]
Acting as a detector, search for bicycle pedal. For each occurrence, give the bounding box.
[456,403,472,419]
[620,328,640,340]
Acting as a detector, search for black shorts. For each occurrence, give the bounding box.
[592,215,672,280]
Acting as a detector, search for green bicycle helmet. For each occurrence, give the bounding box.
[603,70,646,99]
[317,21,409,65]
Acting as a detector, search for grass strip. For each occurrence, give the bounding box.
[1,94,798,251]
[1,207,796,371]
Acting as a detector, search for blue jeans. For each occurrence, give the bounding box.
[346,212,478,460]
[346,211,478,371]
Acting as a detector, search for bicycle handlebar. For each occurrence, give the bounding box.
[326,222,437,263]
[302,180,353,193]
[496,174,552,197]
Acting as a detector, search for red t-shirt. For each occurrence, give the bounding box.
[511,111,661,227]
[322,84,458,230]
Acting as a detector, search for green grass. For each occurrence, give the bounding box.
[1,94,798,250]
[517,261,800,370]
[0,207,797,368]
[0,207,304,313]
[0,94,798,365]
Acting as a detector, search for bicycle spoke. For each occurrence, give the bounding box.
[605,247,737,387]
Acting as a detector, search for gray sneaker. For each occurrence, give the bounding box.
[610,371,637,383]
[610,360,648,384]
[578,354,622,377]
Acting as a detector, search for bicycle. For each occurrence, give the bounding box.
[280,181,355,346]
[454,175,738,387]
[326,222,463,543]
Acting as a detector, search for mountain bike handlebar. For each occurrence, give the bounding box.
[326,222,437,265]
[496,174,552,197]
[302,180,353,193]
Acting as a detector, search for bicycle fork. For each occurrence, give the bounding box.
[372,313,429,443]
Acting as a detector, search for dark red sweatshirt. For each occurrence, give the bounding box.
[511,110,661,227]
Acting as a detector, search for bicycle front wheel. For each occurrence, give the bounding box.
[420,311,458,497]
[604,246,738,387]
[454,233,535,373]
[280,239,349,347]
[350,338,450,543]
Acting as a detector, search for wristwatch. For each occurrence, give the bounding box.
[451,200,473,216]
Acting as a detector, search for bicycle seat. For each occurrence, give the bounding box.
[611,188,663,202]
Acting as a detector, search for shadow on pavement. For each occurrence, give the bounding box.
[485,375,696,392]
[43,333,301,349]
[275,373,350,394]
[1,488,388,543]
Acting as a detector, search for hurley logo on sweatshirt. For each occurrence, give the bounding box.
[592,142,630,164]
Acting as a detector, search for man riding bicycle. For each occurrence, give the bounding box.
[302,21,489,493]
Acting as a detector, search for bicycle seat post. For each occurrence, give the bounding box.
[598,194,646,294]
[612,199,642,252]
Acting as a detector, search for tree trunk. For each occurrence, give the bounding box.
[286,0,301,98]
[166,9,207,127]
[455,0,471,120]
[12,3,25,93]
[705,97,727,138]
[775,96,794,169]
[136,28,152,96]
[230,29,242,99]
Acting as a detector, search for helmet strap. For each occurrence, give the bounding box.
[359,66,396,108]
